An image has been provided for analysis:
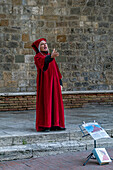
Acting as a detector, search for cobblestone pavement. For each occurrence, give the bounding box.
[0,148,113,170]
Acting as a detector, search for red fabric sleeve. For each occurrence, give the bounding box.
[34,53,46,71]
[55,60,62,79]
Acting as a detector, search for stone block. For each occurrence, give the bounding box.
[0,137,12,147]
[11,34,20,41]
[67,0,72,6]
[27,71,36,79]
[0,146,33,161]
[56,22,68,27]
[40,15,59,21]
[82,7,91,15]
[27,0,37,6]
[12,0,22,5]
[6,41,18,48]
[18,80,29,87]
[0,72,3,80]
[22,0,27,5]
[99,22,109,28]
[5,55,14,63]
[29,64,36,70]
[80,15,87,21]
[87,0,95,7]
[65,16,79,20]
[2,64,12,71]
[37,21,44,27]
[12,64,20,70]
[24,42,32,49]
[43,7,55,15]
[32,6,43,15]
[25,55,34,63]
[69,21,79,27]
[3,71,11,81]
[56,56,66,63]
[66,56,75,63]
[0,14,6,18]
[70,7,80,15]
[57,35,66,42]
[61,43,69,49]
[4,28,20,33]
[0,20,9,26]
[76,42,85,49]
[80,21,84,27]
[0,81,4,87]
[0,55,4,63]
[22,34,30,42]
[29,79,36,86]
[96,0,109,7]
[4,80,17,87]
[27,87,36,92]
[46,21,54,28]
[87,16,95,22]
[15,55,25,63]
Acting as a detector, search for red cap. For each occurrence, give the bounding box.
[32,38,46,53]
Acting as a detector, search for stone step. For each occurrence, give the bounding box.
[0,128,112,147]
[0,128,113,161]
[0,138,113,161]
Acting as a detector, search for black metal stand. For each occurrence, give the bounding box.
[79,123,113,166]
[79,124,97,166]
[83,140,96,166]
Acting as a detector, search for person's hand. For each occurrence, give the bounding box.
[51,48,59,58]
[60,86,63,91]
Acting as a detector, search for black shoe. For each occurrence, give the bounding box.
[50,127,57,131]
[42,128,50,132]
[56,127,66,131]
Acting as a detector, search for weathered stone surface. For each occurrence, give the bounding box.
[0,0,113,92]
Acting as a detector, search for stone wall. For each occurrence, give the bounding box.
[0,0,113,92]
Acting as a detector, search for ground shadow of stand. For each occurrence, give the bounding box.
[79,124,113,166]
[79,124,97,166]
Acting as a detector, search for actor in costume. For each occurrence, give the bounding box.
[32,38,65,132]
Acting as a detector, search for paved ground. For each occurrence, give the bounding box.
[0,104,113,136]
[0,148,113,170]
[0,104,113,169]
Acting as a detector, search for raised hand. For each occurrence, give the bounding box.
[51,48,59,58]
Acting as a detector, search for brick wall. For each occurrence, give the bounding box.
[0,0,113,92]
[63,92,113,108]
[0,91,113,111]
[0,95,36,111]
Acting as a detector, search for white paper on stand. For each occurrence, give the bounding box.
[82,122,110,140]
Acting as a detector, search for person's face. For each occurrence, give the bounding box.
[40,41,48,52]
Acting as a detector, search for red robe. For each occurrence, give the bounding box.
[34,52,65,131]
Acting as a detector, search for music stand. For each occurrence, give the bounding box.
[79,121,112,166]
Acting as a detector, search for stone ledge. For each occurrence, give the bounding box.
[0,138,113,161]
[0,128,112,147]
[0,90,113,96]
